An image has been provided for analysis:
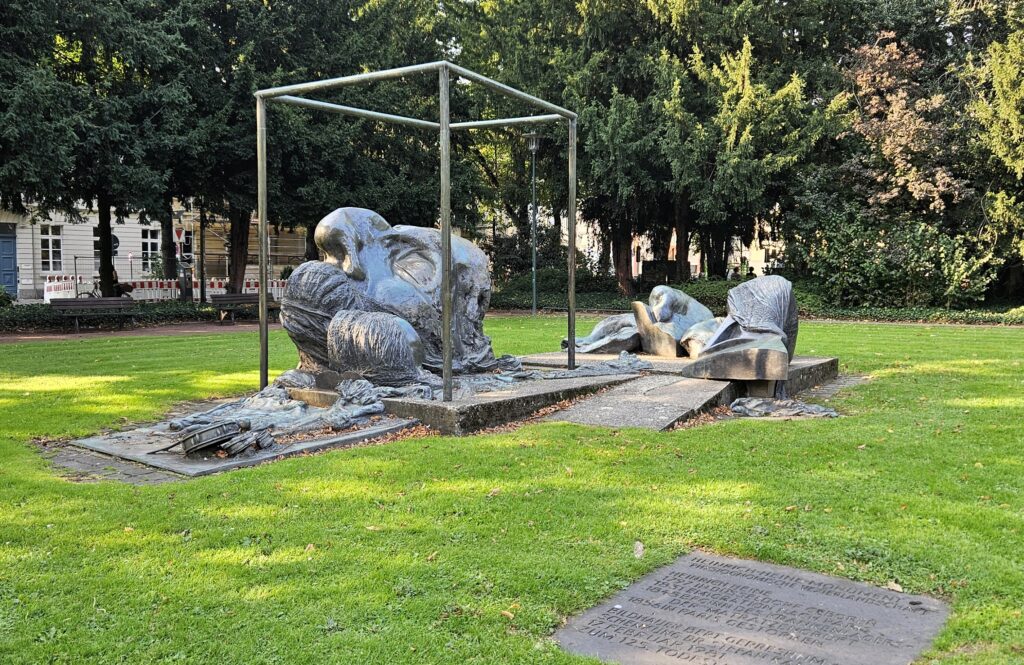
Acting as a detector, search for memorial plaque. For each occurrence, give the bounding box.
[555,551,948,665]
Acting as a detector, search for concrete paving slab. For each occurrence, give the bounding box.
[69,417,416,477]
[547,375,735,430]
[39,446,183,484]
[800,374,869,400]
[381,374,639,435]
[555,550,948,665]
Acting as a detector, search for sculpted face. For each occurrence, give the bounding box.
[280,208,499,385]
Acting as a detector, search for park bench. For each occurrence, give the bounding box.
[211,293,280,324]
[50,297,139,334]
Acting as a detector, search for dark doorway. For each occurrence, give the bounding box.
[0,226,16,298]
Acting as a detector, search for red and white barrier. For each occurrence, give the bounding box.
[43,275,288,303]
[42,275,84,302]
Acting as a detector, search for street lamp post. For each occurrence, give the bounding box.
[524,132,541,315]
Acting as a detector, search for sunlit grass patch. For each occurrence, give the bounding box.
[0,321,1022,663]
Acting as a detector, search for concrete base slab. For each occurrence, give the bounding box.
[281,356,841,437]
[786,356,841,395]
[522,352,837,392]
[69,417,416,477]
[522,351,704,374]
[548,375,735,430]
[381,374,639,435]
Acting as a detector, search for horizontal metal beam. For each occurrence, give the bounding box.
[272,95,440,130]
[256,61,577,125]
[451,114,563,130]
[446,63,577,120]
[256,61,444,99]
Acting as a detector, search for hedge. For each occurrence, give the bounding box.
[492,276,825,316]
[0,300,223,333]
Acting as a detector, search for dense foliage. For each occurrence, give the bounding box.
[1,0,1022,305]
[492,274,1024,325]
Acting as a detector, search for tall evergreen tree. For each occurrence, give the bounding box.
[1,0,184,295]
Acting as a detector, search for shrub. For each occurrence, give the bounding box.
[0,300,220,333]
[496,267,620,296]
[488,226,584,283]
[0,286,12,308]
[793,211,999,308]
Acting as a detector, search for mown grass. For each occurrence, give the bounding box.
[1,319,1022,664]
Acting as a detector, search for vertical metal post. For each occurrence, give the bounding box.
[530,146,538,316]
[567,119,577,370]
[256,97,269,389]
[439,65,454,401]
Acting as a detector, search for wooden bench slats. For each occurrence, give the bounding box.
[211,293,261,305]
[50,297,136,311]
[49,298,139,333]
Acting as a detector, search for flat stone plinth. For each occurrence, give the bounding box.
[787,355,840,394]
[556,551,948,665]
[548,375,735,430]
[381,374,638,435]
[522,352,838,395]
[523,351,708,375]
[69,417,417,477]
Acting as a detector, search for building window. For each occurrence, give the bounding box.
[40,224,62,272]
[141,228,159,271]
[93,227,101,271]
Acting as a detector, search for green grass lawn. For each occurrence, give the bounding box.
[1,318,1022,664]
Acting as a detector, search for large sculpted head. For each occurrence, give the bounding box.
[279,208,499,386]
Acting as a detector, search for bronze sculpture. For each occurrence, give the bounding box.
[279,208,517,389]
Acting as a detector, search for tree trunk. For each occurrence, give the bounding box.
[1005,259,1023,296]
[596,229,611,276]
[160,195,177,279]
[721,232,731,275]
[611,218,635,296]
[697,233,709,278]
[651,218,672,261]
[705,226,729,278]
[96,195,116,297]
[198,204,208,303]
[304,223,319,261]
[227,204,251,294]
[674,197,691,281]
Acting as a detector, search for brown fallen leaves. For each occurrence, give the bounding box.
[669,406,732,431]
[275,415,387,445]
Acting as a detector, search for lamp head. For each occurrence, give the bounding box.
[524,132,541,154]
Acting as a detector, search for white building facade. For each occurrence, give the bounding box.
[0,206,305,300]
[0,209,173,300]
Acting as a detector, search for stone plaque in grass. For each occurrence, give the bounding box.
[555,551,948,665]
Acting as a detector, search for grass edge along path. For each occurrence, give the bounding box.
[0,319,1022,664]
